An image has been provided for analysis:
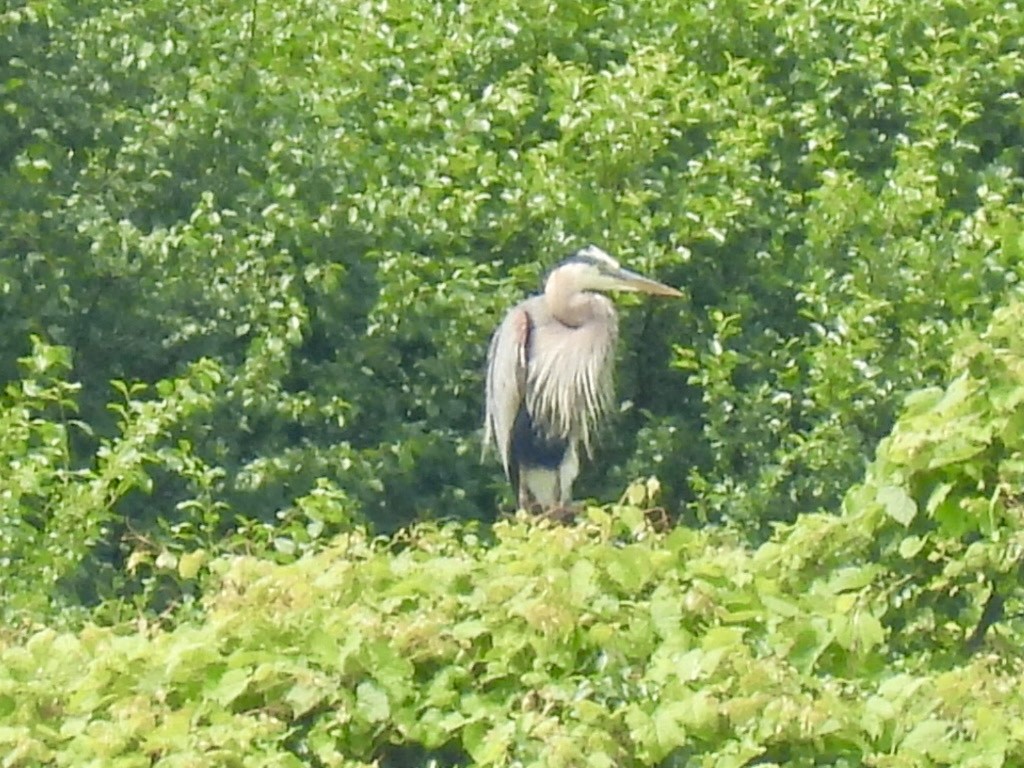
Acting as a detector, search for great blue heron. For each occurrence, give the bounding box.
[484,245,683,511]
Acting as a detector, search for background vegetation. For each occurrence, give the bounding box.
[2,0,1024,763]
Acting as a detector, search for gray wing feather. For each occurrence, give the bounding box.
[483,305,530,477]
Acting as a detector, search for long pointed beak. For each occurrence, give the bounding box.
[612,268,684,297]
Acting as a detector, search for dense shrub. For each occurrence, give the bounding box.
[2,0,1023,605]
[3,299,1024,765]
[4,0,1024,761]
[0,338,223,624]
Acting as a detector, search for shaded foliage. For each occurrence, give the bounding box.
[1,0,1023,602]
[3,1,1024,761]
[8,303,1024,767]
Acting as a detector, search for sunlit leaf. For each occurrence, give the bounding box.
[878,485,917,526]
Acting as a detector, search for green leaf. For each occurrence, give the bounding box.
[211,668,251,707]
[925,482,954,516]
[650,583,683,638]
[177,549,207,580]
[878,485,917,526]
[465,720,514,764]
[652,702,688,752]
[286,680,327,717]
[900,718,951,758]
[569,559,598,605]
[853,611,886,651]
[898,535,925,559]
[701,627,745,651]
[826,565,880,594]
[355,681,389,723]
[606,545,655,592]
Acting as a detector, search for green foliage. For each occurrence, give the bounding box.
[4,14,1024,763]
[0,503,1022,766]
[843,300,1024,657]
[0,337,224,624]
[3,0,1023,553]
[4,295,1024,764]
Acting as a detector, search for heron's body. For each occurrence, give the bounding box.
[484,246,682,510]
[487,292,616,508]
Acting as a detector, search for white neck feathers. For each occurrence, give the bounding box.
[544,268,590,327]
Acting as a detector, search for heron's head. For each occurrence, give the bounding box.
[549,245,683,297]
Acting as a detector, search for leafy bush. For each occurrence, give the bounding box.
[0,337,224,625]
[3,298,1024,763]
[3,0,1023,559]
[3,0,1024,761]
[844,300,1024,657]
[0,505,1016,767]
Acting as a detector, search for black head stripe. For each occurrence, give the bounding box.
[559,249,613,271]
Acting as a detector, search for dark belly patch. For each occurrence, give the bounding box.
[511,407,568,469]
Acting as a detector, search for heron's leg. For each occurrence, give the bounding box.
[557,444,580,505]
[517,481,536,513]
[519,466,559,511]
[516,469,546,514]
[527,446,580,523]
